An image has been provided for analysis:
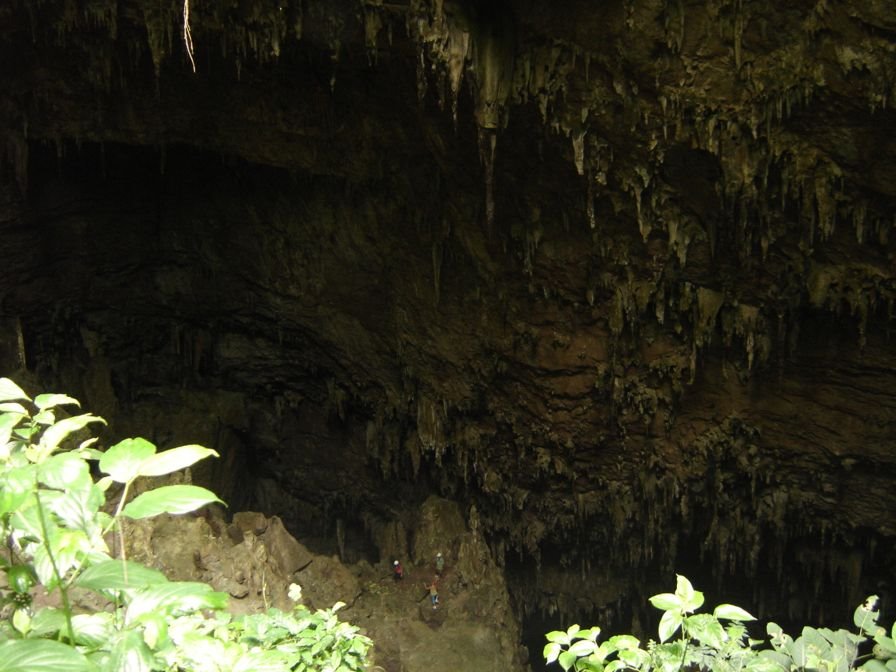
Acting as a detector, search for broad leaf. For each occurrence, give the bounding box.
[121,484,224,519]
[28,607,68,638]
[74,559,168,593]
[0,466,34,515]
[569,639,598,657]
[234,649,296,672]
[544,642,561,664]
[608,635,640,650]
[861,661,890,672]
[0,378,30,403]
[659,608,683,643]
[0,411,26,451]
[137,444,219,477]
[714,603,757,621]
[558,650,578,672]
[0,639,92,672]
[99,437,156,483]
[107,630,154,672]
[650,592,682,611]
[39,452,91,489]
[127,581,229,622]
[854,597,880,634]
[687,613,727,648]
[71,612,115,648]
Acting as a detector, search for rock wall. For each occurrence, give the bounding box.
[1,0,895,662]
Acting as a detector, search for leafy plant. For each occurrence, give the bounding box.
[545,574,896,672]
[0,377,371,672]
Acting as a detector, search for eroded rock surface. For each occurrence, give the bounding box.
[125,497,526,672]
[1,0,895,661]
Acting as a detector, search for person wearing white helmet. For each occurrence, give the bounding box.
[392,559,404,581]
[435,552,445,576]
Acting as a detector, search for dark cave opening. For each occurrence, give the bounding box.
[4,131,896,672]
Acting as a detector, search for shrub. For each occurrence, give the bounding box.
[545,574,896,672]
[0,377,371,672]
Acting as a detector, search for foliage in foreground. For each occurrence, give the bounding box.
[545,574,896,672]
[0,377,371,672]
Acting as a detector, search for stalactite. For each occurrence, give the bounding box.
[432,241,443,304]
[478,127,497,232]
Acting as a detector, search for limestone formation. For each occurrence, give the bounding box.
[1,0,894,665]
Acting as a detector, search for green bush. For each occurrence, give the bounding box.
[0,377,371,672]
[545,575,896,672]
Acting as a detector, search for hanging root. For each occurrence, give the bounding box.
[183,0,196,72]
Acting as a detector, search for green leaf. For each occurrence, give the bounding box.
[608,635,640,650]
[0,411,26,451]
[618,649,648,667]
[605,660,625,672]
[649,593,682,611]
[0,403,28,414]
[544,642,562,664]
[39,452,91,489]
[74,559,168,593]
[234,649,295,672]
[714,604,757,621]
[34,393,80,410]
[0,378,30,403]
[107,630,154,672]
[862,661,891,672]
[127,581,229,622]
[137,444,219,477]
[28,607,68,637]
[37,414,106,458]
[0,467,34,515]
[0,639,92,672]
[71,612,115,648]
[570,639,598,657]
[747,654,789,672]
[122,484,224,519]
[99,437,156,483]
[855,597,881,634]
[558,650,578,671]
[547,630,572,645]
[686,613,727,648]
[875,635,896,656]
[659,609,683,643]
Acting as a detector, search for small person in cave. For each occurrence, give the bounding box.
[425,577,440,609]
[435,551,445,576]
[392,560,404,581]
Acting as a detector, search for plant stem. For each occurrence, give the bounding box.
[33,487,75,644]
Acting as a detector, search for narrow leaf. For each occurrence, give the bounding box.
[38,414,106,457]
[137,444,219,477]
[121,484,224,519]
[34,393,80,410]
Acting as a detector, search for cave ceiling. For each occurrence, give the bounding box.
[1,0,896,632]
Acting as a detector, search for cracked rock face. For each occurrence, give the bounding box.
[1,0,895,663]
